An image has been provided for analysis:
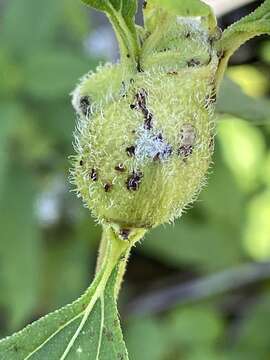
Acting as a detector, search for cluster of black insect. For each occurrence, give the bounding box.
[80,86,197,199]
[130,88,153,130]
[187,58,202,67]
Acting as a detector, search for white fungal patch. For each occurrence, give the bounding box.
[177,16,202,29]
[135,126,172,163]
[177,16,209,43]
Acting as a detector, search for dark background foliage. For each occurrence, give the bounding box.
[0,0,270,359]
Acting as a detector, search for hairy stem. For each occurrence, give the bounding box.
[96,226,146,298]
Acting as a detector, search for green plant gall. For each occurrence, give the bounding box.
[71,15,219,230]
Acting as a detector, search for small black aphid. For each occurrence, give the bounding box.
[79,159,84,166]
[153,153,161,161]
[187,58,201,67]
[144,111,153,130]
[155,133,163,141]
[90,168,98,181]
[126,171,143,191]
[178,145,193,158]
[167,71,178,75]
[126,146,136,157]
[104,182,112,192]
[155,146,173,161]
[136,89,148,107]
[115,163,126,172]
[119,228,131,240]
[79,96,90,116]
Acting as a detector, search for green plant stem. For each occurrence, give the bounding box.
[96,226,146,298]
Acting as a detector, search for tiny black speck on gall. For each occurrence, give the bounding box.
[126,171,143,191]
[90,169,98,181]
[126,146,136,157]
[79,96,91,116]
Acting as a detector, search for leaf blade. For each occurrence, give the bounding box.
[0,232,129,360]
[216,0,270,88]
[217,77,270,124]
[80,0,139,64]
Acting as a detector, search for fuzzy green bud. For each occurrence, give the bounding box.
[71,15,219,230]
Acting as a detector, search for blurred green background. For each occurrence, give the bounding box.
[1,0,270,359]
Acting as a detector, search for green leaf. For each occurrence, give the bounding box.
[166,306,224,348]
[0,157,42,330]
[23,51,91,100]
[1,0,61,56]
[0,104,18,196]
[217,77,270,124]
[142,220,242,273]
[126,317,168,360]
[80,0,140,65]
[216,0,270,88]
[230,291,270,359]
[0,228,137,359]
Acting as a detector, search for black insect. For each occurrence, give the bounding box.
[178,145,193,158]
[143,0,147,9]
[126,145,136,157]
[79,159,84,166]
[187,58,201,67]
[155,133,163,141]
[90,168,98,181]
[79,95,91,116]
[135,89,148,108]
[130,88,155,130]
[119,228,131,240]
[126,171,143,191]
[104,182,112,192]
[115,163,126,172]
[154,146,173,161]
[143,111,153,130]
[167,71,178,75]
